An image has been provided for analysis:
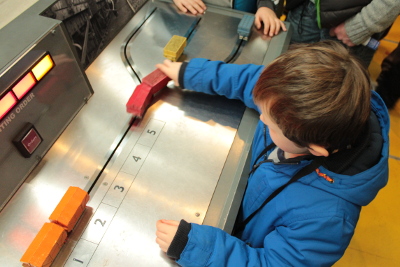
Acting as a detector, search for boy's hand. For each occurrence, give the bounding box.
[156,60,182,86]
[156,219,180,253]
[173,0,206,14]
[255,7,287,37]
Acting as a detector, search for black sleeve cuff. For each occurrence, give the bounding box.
[178,61,189,89]
[166,219,191,260]
[257,0,275,10]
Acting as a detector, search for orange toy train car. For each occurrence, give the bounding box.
[49,186,89,232]
[20,223,67,267]
[20,186,89,267]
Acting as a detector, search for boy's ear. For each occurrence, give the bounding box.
[308,144,330,157]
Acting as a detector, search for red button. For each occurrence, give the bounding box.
[21,128,42,154]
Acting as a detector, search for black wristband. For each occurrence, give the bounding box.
[166,219,192,260]
[178,61,188,89]
[257,0,275,10]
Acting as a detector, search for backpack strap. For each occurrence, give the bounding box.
[233,156,323,235]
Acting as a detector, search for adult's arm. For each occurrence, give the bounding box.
[345,0,400,45]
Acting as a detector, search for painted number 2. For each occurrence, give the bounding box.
[94,219,106,227]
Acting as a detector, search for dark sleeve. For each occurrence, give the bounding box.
[257,0,275,10]
[166,219,192,260]
[178,61,189,89]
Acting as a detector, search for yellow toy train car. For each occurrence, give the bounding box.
[163,35,187,62]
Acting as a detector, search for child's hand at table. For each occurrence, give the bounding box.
[173,0,206,14]
[156,60,182,87]
[255,7,287,36]
[156,219,180,253]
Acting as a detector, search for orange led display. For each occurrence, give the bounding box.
[32,54,54,81]
[0,92,17,119]
[1,52,54,121]
[13,72,36,99]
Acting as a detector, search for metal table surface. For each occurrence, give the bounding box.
[0,1,292,266]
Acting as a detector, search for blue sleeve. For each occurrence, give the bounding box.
[182,58,264,111]
[177,215,354,267]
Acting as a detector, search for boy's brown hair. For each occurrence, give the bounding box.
[253,40,371,150]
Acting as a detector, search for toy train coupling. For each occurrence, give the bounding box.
[237,14,255,41]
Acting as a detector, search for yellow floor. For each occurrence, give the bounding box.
[334,16,400,267]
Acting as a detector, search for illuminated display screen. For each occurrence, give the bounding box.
[32,54,54,81]
[0,52,54,120]
[0,92,17,120]
[13,72,36,99]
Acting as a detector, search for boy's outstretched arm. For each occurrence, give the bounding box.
[158,58,264,111]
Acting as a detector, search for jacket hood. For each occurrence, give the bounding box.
[301,91,389,206]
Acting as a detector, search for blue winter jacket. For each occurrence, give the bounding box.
[174,58,389,267]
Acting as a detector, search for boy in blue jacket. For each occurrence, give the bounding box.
[155,40,389,266]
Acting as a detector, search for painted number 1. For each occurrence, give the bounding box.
[73,258,84,264]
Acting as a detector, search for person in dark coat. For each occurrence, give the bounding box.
[256,0,400,66]
[375,42,400,109]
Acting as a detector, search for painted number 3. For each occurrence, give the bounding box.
[114,185,124,192]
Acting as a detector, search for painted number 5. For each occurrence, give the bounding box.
[147,129,156,135]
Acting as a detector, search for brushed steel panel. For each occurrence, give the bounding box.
[80,203,118,244]
[102,172,136,208]
[84,87,245,266]
[120,143,151,176]
[64,239,97,267]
